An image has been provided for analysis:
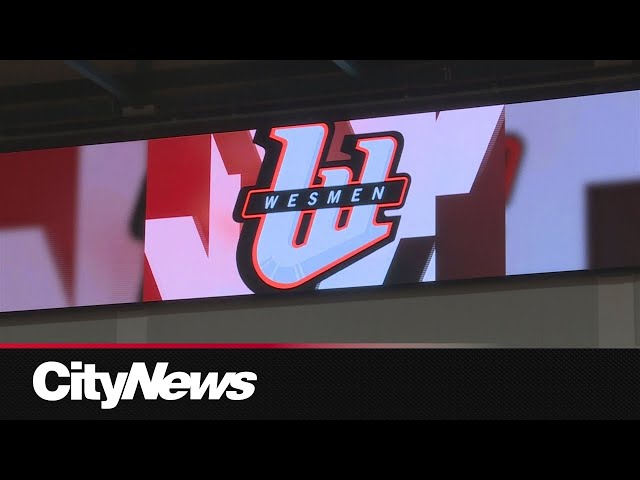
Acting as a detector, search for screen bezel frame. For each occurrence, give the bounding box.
[2,81,640,316]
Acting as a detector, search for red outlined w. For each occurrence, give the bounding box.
[233,123,410,293]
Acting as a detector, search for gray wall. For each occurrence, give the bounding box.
[1,271,638,347]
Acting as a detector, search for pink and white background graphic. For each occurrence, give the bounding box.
[0,142,147,312]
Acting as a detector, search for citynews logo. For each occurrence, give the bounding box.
[33,361,257,410]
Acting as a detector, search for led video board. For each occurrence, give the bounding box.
[2,90,640,312]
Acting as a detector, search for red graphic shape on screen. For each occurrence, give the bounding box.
[214,131,262,188]
[144,130,265,302]
[436,110,506,281]
[146,135,212,255]
[0,148,78,303]
[325,121,355,163]
[505,135,523,201]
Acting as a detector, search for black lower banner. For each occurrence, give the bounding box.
[1,346,639,420]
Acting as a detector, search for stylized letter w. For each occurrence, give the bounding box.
[235,123,409,291]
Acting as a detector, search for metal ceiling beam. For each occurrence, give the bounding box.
[63,60,135,103]
[7,60,640,152]
[332,60,361,77]
[5,65,640,151]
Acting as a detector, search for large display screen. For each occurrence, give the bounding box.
[2,89,640,312]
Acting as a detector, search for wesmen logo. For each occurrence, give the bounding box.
[233,122,411,293]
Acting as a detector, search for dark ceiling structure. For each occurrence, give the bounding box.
[1,59,639,151]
